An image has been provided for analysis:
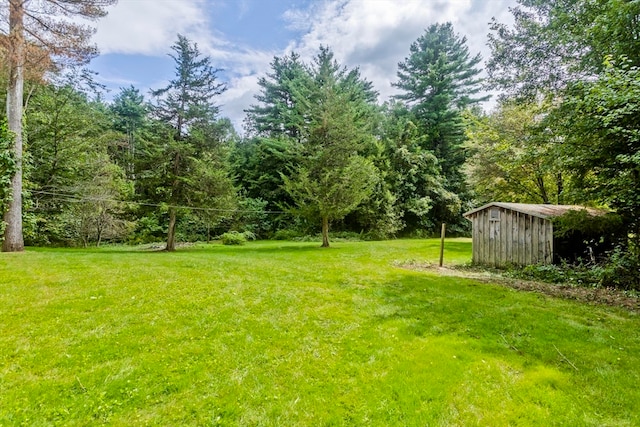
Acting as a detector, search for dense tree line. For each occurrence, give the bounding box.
[467,0,640,287]
[2,22,484,249]
[1,0,639,283]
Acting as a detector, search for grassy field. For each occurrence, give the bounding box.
[1,239,639,426]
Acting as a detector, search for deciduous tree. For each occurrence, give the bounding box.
[0,0,117,251]
[557,57,640,245]
[487,0,640,100]
[465,102,566,205]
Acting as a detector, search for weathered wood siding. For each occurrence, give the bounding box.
[470,206,553,267]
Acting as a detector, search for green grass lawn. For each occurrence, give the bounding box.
[1,239,639,426]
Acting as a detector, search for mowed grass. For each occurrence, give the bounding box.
[1,239,639,426]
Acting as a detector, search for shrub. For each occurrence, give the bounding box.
[221,231,247,245]
[273,229,302,241]
[600,248,640,290]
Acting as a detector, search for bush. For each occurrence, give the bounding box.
[504,261,604,287]
[273,229,302,241]
[221,231,247,245]
[600,248,640,290]
[220,231,255,245]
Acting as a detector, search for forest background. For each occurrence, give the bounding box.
[1,0,638,286]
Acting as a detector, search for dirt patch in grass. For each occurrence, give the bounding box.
[399,262,640,313]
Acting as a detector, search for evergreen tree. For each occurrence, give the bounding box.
[282,47,378,247]
[393,22,485,231]
[283,84,377,247]
[147,35,234,251]
[110,86,147,179]
[245,53,311,141]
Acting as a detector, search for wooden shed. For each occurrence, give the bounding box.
[463,202,605,267]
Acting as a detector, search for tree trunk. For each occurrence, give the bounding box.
[166,207,177,251]
[556,172,564,205]
[3,0,25,252]
[321,215,330,247]
[536,175,549,204]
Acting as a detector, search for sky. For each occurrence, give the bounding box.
[89,0,517,133]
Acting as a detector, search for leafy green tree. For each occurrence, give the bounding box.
[147,35,235,251]
[556,57,640,244]
[393,22,485,231]
[343,133,402,239]
[61,152,132,247]
[25,79,128,245]
[487,0,640,100]
[465,102,566,205]
[378,101,454,233]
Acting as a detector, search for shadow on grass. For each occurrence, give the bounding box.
[371,271,558,352]
[50,242,335,256]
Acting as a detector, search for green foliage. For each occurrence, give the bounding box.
[600,247,640,290]
[220,231,247,245]
[505,263,579,285]
[109,86,147,178]
[275,47,379,246]
[230,137,298,231]
[393,23,485,231]
[272,228,302,241]
[0,120,16,235]
[378,102,456,233]
[552,210,624,240]
[146,35,236,250]
[556,57,640,240]
[245,53,311,141]
[465,102,567,205]
[129,214,166,244]
[24,78,134,247]
[488,0,640,100]
[151,34,226,137]
[229,197,272,238]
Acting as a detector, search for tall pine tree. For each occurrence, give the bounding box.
[1,0,116,251]
[394,22,485,232]
[148,35,235,251]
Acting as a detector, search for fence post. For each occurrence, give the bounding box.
[439,223,446,267]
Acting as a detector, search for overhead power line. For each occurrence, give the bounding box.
[30,190,290,215]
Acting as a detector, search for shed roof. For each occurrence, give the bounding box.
[464,202,607,220]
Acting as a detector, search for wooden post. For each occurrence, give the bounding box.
[439,223,446,267]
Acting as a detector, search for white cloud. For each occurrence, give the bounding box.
[217,74,262,132]
[93,0,516,131]
[282,0,516,103]
[94,0,215,56]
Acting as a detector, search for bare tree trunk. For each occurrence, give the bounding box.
[166,207,177,251]
[3,0,25,252]
[321,215,330,248]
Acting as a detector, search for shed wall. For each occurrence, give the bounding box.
[470,207,553,267]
